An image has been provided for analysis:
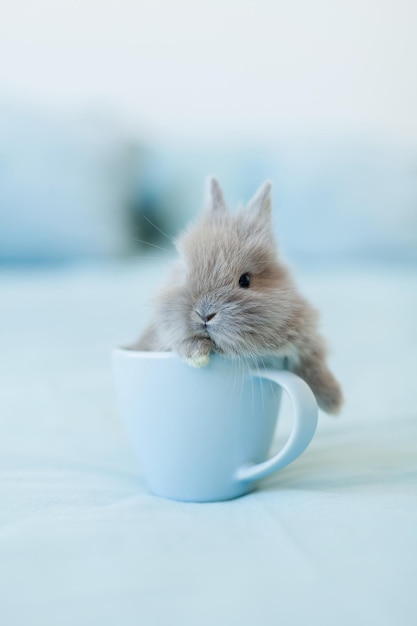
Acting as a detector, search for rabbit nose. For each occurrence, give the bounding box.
[196,310,217,323]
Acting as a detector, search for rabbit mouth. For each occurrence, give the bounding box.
[194,326,211,339]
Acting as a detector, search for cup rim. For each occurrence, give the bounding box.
[114,347,175,359]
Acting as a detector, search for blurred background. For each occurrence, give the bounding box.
[1,6,417,624]
[1,0,416,267]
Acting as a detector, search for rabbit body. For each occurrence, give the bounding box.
[135,179,343,415]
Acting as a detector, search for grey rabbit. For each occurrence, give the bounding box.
[134,177,343,415]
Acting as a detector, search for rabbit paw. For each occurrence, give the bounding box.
[179,338,211,368]
[186,353,210,368]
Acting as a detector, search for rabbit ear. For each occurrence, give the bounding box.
[206,176,227,214]
[246,181,272,222]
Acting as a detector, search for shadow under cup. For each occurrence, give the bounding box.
[113,350,318,502]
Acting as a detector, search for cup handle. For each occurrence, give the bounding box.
[235,369,318,483]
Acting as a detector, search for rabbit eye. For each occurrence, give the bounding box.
[239,273,251,288]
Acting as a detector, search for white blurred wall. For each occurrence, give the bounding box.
[0,0,416,143]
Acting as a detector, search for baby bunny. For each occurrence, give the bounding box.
[135,178,343,415]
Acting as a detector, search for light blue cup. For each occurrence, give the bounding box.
[113,349,318,502]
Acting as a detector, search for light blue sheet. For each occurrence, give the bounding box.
[1,259,416,626]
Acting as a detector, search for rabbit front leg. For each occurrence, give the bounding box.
[291,338,343,415]
[135,322,212,368]
[177,337,212,368]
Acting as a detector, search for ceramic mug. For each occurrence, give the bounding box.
[113,349,318,502]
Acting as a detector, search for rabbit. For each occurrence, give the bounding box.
[134,177,343,415]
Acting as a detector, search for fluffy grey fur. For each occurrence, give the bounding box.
[135,178,343,414]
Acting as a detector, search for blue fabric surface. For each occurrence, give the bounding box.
[1,259,416,626]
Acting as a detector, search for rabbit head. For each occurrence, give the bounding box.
[165,177,299,358]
